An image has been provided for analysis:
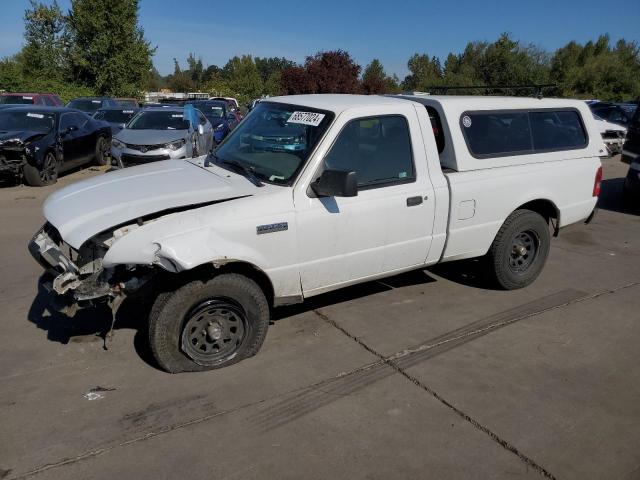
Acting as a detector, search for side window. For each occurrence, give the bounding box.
[462,109,588,158]
[324,115,415,189]
[530,111,587,150]
[60,113,87,130]
[462,111,532,157]
[425,106,445,154]
[43,96,56,106]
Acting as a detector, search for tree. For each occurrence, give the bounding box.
[550,35,640,101]
[402,54,443,91]
[362,59,399,94]
[21,1,68,80]
[223,55,263,102]
[304,50,361,93]
[66,0,154,96]
[167,58,194,92]
[186,52,204,86]
[255,56,296,84]
[280,66,314,95]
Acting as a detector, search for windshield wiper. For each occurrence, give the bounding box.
[212,154,263,187]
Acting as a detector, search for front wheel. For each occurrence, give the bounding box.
[487,209,550,290]
[148,274,270,373]
[94,136,110,166]
[23,152,58,186]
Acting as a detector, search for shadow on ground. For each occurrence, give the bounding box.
[598,177,639,216]
[25,251,512,369]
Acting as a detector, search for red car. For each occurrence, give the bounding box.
[0,92,64,109]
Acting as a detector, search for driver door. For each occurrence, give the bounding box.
[294,105,436,296]
[59,112,89,168]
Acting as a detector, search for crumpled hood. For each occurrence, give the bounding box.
[594,117,627,134]
[115,128,188,145]
[0,130,46,147]
[43,159,257,249]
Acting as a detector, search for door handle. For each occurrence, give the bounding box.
[406,196,423,207]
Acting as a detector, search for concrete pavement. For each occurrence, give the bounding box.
[0,157,638,480]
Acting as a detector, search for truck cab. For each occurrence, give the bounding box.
[29,94,602,373]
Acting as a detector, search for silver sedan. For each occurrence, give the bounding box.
[111,107,213,167]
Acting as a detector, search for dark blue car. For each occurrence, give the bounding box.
[92,107,140,134]
[186,100,238,143]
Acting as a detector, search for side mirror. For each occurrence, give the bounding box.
[311,169,357,197]
[198,124,204,135]
[61,125,78,136]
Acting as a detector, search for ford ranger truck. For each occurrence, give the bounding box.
[29,94,602,373]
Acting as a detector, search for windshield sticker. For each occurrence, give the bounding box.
[287,111,325,126]
[123,110,134,114]
[92,100,101,103]
[171,114,183,118]
[269,174,285,182]
[27,113,44,119]
[22,96,33,100]
[462,115,472,128]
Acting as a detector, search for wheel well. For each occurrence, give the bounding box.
[162,261,276,308]
[516,199,560,235]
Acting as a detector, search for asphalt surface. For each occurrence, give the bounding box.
[0,157,638,480]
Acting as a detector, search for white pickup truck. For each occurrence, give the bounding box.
[29,94,602,373]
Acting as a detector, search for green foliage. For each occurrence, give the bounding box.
[1,7,638,106]
[21,0,68,81]
[66,0,154,96]
[550,35,640,101]
[222,55,263,104]
[362,59,399,94]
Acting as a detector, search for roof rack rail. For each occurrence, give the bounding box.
[415,84,558,99]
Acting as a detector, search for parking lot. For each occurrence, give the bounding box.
[0,156,638,480]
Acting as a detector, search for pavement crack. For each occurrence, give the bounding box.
[311,293,581,480]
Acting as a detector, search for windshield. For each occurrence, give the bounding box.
[68,99,103,112]
[0,95,35,105]
[212,102,333,185]
[94,109,137,123]
[127,110,190,130]
[0,111,54,133]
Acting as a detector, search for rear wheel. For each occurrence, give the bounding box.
[487,209,550,290]
[23,152,58,186]
[94,136,110,166]
[148,274,270,373]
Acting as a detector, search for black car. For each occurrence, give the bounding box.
[0,107,111,186]
[66,97,119,113]
[622,106,640,202]
[92,107,140,134]
[589,102,637,128]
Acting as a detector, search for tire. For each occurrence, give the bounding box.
[148,274,270,373]
[94,136,110,166]
[192,135,199,158]
[487,209,550,290]
[23,151,58,186]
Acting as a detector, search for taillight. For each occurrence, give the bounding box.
[593,165,603,197]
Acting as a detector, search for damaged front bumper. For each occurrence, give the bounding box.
[28,225,150,316]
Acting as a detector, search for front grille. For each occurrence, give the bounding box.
[125,143,166,152]
[121,153,170,165]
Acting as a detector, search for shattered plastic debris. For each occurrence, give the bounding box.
[83,385,116,401]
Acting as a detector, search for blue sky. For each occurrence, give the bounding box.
[1,0,639,78]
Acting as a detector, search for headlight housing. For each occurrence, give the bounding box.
[112,139,125,149]
[165,139,185,151]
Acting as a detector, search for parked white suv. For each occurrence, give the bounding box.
[30,94,602,373]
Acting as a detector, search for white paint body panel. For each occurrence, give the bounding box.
[41,94,601,303]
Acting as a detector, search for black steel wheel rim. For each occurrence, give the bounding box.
[40,153,57,182]
[181,298,247,365]
[508,230,539,273]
